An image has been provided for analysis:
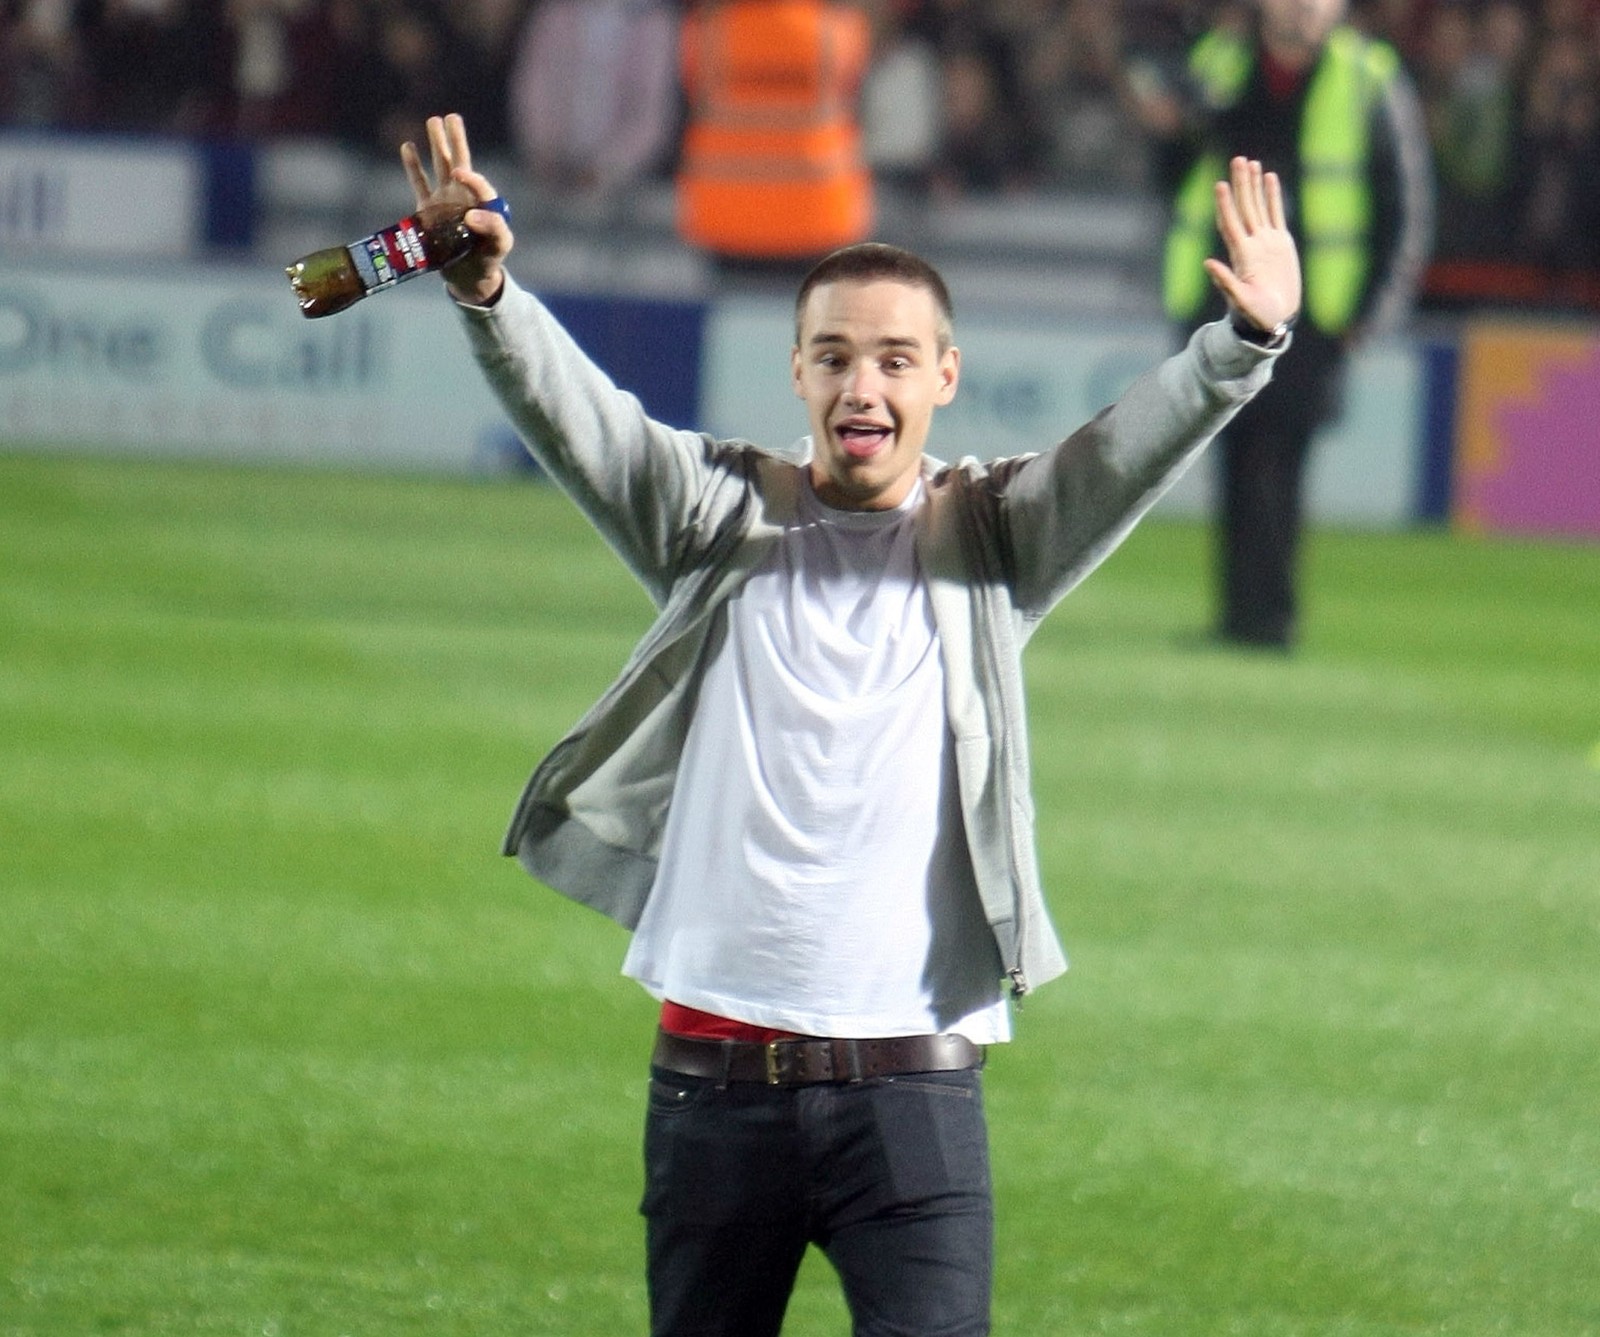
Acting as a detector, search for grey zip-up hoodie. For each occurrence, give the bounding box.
[460,278,1278,998]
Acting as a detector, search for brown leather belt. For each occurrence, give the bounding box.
[651,1028,983,1087]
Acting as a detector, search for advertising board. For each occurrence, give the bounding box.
[0,260,519,471]
[1454,322,1600,540]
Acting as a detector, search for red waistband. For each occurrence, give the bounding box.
[660,1001,804,1045]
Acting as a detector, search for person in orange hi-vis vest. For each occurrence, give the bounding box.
[677,0,874,261]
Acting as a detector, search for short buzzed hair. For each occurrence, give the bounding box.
[794,243,956,352]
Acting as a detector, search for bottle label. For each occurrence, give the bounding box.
[347,216,433,295]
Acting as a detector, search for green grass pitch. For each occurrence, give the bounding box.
[2,450,1597,1335]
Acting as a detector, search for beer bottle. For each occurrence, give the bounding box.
[285,196,511,318]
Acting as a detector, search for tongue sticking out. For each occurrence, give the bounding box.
[840,426,890,460]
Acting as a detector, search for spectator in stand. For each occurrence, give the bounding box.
[318,0,387,151]
[1533,0,1600,40]
[437,0,525,156]
[1481,0,1535,75]
[75,0,231,132]
[505,0,680,217]
[1513,17,1600,270]
[1350,0,1435,62]
[931,39,1041,196]
[1420,0,1526,260]
[266,0,375,138]
[1123,0,1254,190]
[0,0,84,126]
[859,0,942,200]
[1016,0,1149,187]
[227,0,298,135]
[917,0,1047,196]
[315,1,461,159]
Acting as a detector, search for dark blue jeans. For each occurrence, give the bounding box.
[641,1064,993,1336]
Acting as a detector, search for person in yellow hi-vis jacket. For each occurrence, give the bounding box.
[1138,0,1432,649]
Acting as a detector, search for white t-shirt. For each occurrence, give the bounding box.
[621,478,1010,1043]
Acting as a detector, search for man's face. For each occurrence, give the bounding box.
[1258,0,1347,57]
[791,278,960,511]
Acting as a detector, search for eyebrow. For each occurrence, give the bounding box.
[806,332,925,351]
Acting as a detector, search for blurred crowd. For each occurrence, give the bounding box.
[3,0,1599,277]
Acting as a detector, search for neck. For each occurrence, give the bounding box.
[1261,35,1317,71]
[1259,13,1333,72]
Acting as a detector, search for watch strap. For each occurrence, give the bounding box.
[1231,313,1293,348]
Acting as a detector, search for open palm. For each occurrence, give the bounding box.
[1204,156,1303,335]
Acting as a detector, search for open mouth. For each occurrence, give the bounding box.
[836,421,892,460]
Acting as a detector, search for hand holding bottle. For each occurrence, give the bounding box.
[285,113,513,317]
[401,113,513,308]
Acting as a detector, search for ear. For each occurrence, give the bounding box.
[935,346,961,406]
[791,344,804,397]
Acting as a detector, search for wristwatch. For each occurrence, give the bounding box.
[1231,312,1293,349]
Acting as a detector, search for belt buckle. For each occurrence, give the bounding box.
[765,1039,783,1085]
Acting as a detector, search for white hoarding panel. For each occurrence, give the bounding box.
[0,260,520,472]
[0,136,203,257]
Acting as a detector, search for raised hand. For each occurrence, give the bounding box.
[1204,156,1302,337]
[400,112,513,306]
